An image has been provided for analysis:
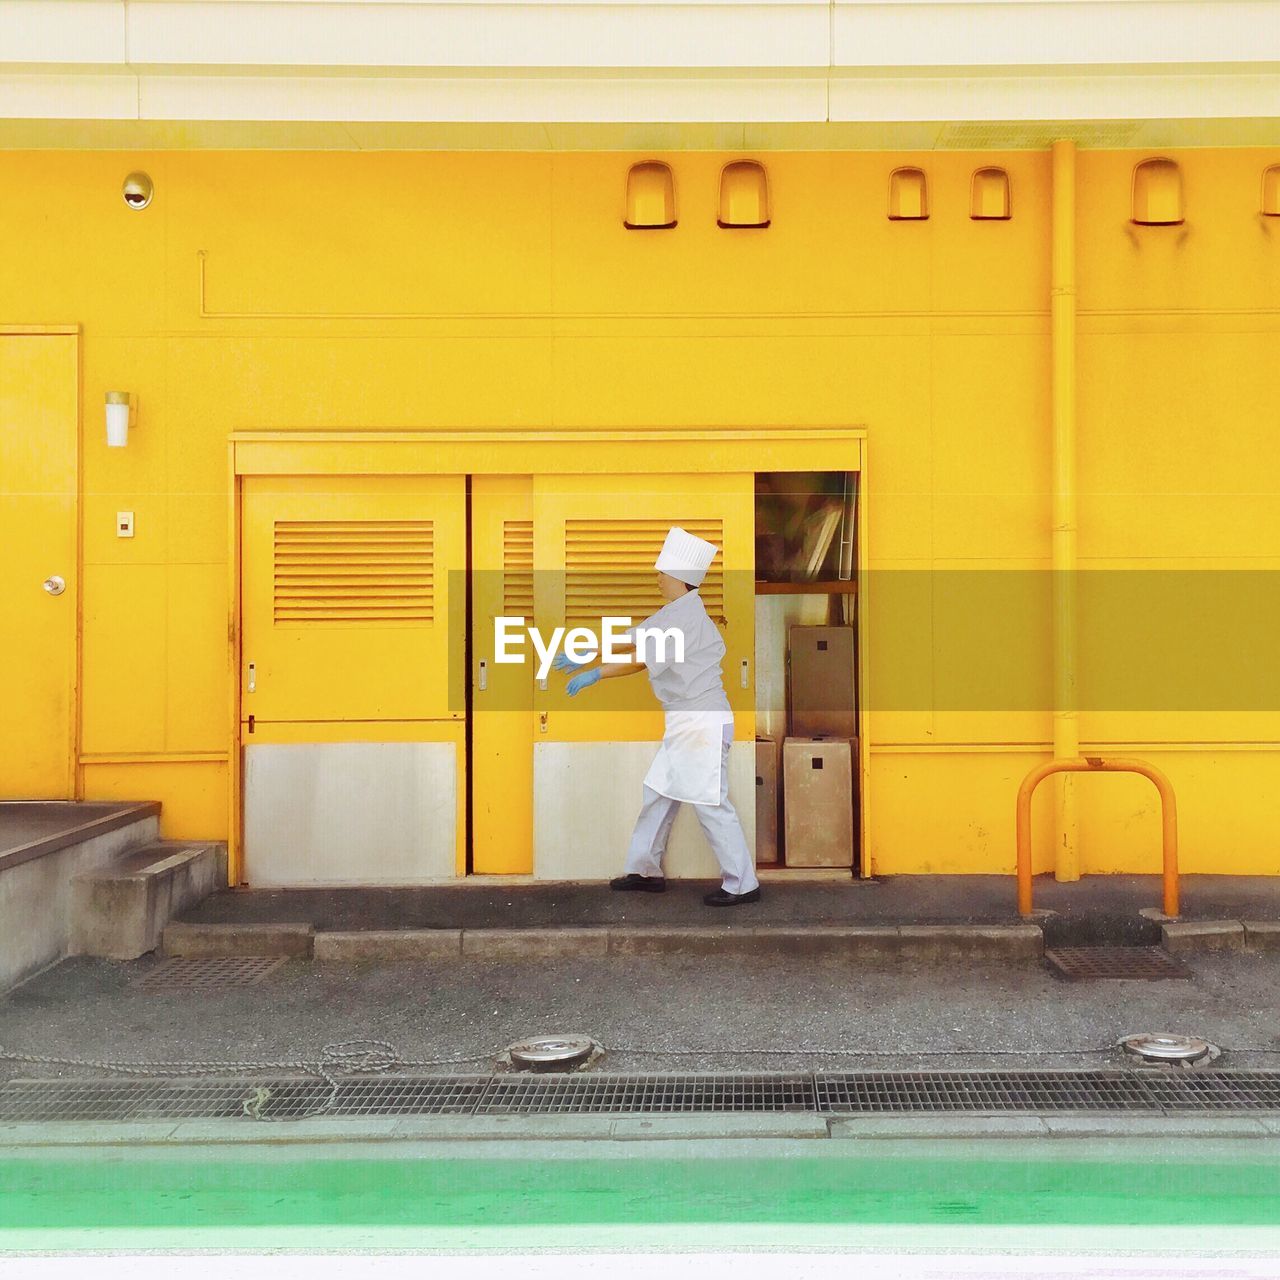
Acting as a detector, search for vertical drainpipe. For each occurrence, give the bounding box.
[1051,139,1080,881]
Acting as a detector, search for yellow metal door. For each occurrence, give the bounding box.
[239,474,467,885]
[468,472,755,875]
[0,333,78,798]
[241,475,465,723]
[532,473,756,741]
[470,476,535,873]
[527,473,755,879]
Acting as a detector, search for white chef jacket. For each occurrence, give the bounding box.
[625,589,734,805]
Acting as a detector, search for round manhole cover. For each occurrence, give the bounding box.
[506,1034,596,1071]
[1120,1032,1220,1065]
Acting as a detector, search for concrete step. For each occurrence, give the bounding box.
[163,920,314,958]
[71,842,226,961]
[1,802,162,993]
[158,920,1043,962]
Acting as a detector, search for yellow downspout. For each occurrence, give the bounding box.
[1051,139,1080,881]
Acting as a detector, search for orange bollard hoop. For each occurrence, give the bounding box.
[1016,756,1179,919]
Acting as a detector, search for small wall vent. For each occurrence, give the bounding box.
[624,161,676,230]
[1262,164,1280,217]
[1132,158,1184,226]
[970,167,1011,220]
[888,167,928,220]
[718,161,770,228]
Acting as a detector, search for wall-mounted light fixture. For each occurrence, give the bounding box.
[105,391,132,447]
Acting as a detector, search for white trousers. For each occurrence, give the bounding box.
[623,740,759,895]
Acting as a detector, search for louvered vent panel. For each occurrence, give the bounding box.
[503,521,534,617]
[273,521,434,625]
[564,519,724,626]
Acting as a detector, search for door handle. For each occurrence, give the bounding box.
[42,575,66,596]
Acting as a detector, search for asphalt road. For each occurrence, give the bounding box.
[3,947,1280,1078]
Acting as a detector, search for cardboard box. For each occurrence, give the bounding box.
[788,625,857,738]
[755,737,780,864]
[783,736,855,868]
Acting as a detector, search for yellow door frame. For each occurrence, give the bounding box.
[228,427,868,884]
[471,474,535,875]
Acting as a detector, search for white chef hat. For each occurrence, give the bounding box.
[655,526,718,586]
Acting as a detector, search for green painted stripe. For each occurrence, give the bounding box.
[5,1149,1280,1236]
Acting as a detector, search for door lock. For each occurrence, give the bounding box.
[740,658,750,689]
[42,575,66,596]
[247,662,256,694]
[478,658,488,692]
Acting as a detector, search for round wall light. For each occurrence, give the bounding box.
[122,172,154,210]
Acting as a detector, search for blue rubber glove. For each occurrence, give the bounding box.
[566,667,602,697]
[552,651,584,673]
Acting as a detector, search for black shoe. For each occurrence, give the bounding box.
[611,874,666,893]
[703,887,762,907]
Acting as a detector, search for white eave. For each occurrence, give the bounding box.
[1,0,1279,148]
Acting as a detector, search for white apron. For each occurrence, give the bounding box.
[643,708,733,806]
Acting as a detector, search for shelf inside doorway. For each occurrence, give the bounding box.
[754,580,857,595]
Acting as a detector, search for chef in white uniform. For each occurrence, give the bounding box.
[556,526,761,907]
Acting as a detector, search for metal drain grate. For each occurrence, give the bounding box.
[475,1073,817,1115]
[1045,946,1191,981]
[0,1075,489,1122]
[1138,1071,1280,1112]
[134,957,287,991]
[814,1071,1154,1113]
[0,1081,179,1123]
[7,1070,1280,1122]
[252,1076,489,1120]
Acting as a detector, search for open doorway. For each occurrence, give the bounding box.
[754,471,860,875]
[229,429,865,887]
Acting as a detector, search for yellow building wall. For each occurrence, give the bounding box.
[1,148,1277,873]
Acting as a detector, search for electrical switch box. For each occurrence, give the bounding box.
[783,736,855,868]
